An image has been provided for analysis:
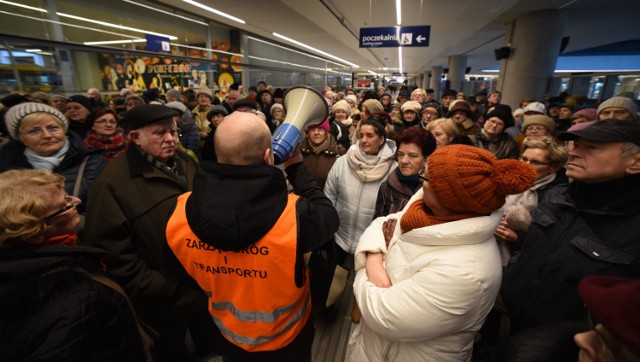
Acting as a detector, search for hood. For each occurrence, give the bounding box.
[185,161,289,251]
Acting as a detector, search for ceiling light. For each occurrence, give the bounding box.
[182,0,245,24]
[25,49,42,52]
[248,36,349,69]
[84,39,146,45]
[123,0,208,26]
[273,32,359,68]
[398,47,403,74]
[0,0,46,13]
[172,42,243,57]
[396,0,402,25]
[57,12,177,40]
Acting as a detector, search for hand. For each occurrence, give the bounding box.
[495,220,518,243]
[283,143,303,168]
[365,252,392,288]
[382,219,397,246]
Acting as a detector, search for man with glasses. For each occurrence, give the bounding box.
[84,104,216,361]
[501,120,640,335]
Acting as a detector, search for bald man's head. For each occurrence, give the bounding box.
[215,112,273,165]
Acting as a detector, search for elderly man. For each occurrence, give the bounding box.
[86,87,106,109]
[596,96,639,121]
[166,112,339,361]
[84,104,215,361]
[221,89,240,114]
[501,119,640,333]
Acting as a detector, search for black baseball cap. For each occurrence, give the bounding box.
[557,119,640,146]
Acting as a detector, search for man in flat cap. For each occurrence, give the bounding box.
[501,119,640,334]
[84,104,216,361]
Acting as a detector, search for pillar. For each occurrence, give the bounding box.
[430,66,443,98]
[499,10,565,109]
[447,55,467,92]
[422,71,430,90]
[46,0,77,92]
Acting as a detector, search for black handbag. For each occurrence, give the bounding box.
[308,240,350,311]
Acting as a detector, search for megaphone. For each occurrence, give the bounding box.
[272,86,329,164]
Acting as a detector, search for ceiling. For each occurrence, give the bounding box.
[160,0,640,78]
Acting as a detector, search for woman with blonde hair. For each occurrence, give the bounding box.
[0,169,149,360]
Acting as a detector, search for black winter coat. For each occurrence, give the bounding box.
[0,132,107,212]
[0,245,146,361]
[502,174,640,332]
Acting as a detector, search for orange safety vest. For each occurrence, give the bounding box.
[166,192,311,352]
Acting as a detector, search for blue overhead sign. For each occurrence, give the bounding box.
[146,34,171,52]
[359,26,430,48]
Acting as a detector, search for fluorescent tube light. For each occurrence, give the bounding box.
[182,0,245,24]
[84,39,146,45]
[272,32,359,68]
[57,12,177,40]
[396,0,401,25]
[123,0,208,26]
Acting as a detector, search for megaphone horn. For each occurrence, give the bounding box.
[272,86,329,164]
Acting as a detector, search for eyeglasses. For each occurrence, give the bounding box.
[94,119,117,125]
[419,175,429,182]
[23,125,64,138]
[525,126,546,133]
[520,156,550,166]
[45,194,76,220]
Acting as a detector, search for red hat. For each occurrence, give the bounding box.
[578,275,640,357]
[427,145,536,214]
[307,117,331,133]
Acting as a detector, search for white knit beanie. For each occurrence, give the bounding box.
[270,103,284,116]
[4,102,68,140]
[597,96,639,120]
[345,95,358,104]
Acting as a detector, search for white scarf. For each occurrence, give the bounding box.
[24,139,69,170]
[346,140,395,182]
[504,172,557,210]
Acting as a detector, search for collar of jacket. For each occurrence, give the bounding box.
[568,173,640,215]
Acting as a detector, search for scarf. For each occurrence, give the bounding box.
[83,128,128,162]
[504,172,557,210]
[136,145,187,188]
[400,199,478,233]
[24,139,70,170]
[346,142,393,182]
[307,135,332,154]
[41,233,78,246]
[338,116,353,127]
[395,167,422,190]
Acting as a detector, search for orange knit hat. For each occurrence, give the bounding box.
[427,145,536,214]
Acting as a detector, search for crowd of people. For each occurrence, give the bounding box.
[0,82,639,362]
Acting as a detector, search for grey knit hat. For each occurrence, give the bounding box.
[597,96,639,120]
[166,88,181,99]
[4,102,68,140]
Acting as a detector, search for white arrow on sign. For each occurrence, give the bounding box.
[416,35,426,43]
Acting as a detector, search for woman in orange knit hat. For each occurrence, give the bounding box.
[350,144,535,361]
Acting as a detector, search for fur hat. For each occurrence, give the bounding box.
[427,145,536,214]
[523,101,546,115]
[362,99,384,115]
[485,106,515,129]
[124,104,178,130]
[345,94,358,105]
[5,102,68,140]
[578,275,640,357]
[597,96,639,120]
[196,87,214,101]
[332,99,351,114]
[401,101,422,114]
[66,95,93,112]
[447,100,472,118]
[206,105,229,121]
[521,115,556,133]
[571,108,597,121]
[270,103,284,116]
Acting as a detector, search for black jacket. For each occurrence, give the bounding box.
[184,161,340,361]
[502,174,640,332]
[0,132,107,212]
[0,245,145,361]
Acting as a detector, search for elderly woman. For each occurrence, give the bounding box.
[514,114,556,147]
[420,102,442,128]
[83,108,128,162]
[331,99,355,149]
[470,107,519,159]
[411,88,427,106]
[65,95,94,138]
[0,169,148,360]
[448,100,478,136]
[0,103,106,212]
[324,115,397,261]
[494,136,569,265]
[394,100,421,136]
[350,145,535,361]
[374,127,436,218]
[426,118,457,148]
[300,119,338,189]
